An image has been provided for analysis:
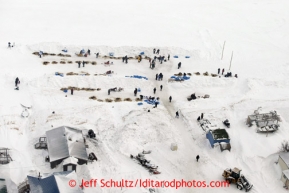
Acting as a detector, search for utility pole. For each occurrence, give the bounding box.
[221,41,226,60]
[229,51,233,71]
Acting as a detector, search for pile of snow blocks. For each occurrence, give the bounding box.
[144,100,160,105]
[125,75,148,80]
[170,76,190,81]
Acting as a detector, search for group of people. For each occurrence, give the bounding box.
[156,73,163,81]
[8,42,15,48]
[218,68,238,78]
[77,61,86,68]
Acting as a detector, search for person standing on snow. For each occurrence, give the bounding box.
[169,96,172,102]
[71,88,74,95]
[155,73,158,81]
[153,88,156,94]
[175,111,179,118]
[78,61,81,68]
[160,85,163,91]
[168,54,170,60]
[156,49,160,54]
[15,77,20,87]
[134,88,137,96]
[178,62,181,69]
[82,61,85,67]
[196,155,200,162]
[154,102,158,108]
[218,68,220,74]
[222,68,225,75]
[153,48,156,54]
[8,42,11,48]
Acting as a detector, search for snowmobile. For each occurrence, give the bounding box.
[88,129,96,138]
[187,93,197,101]
[223,119,230,128]
[222,168,253,192]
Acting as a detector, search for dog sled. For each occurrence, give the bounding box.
[256,124,279,133]
[168,78,184,83]
[103,61,113,66]
[130,153,161,175]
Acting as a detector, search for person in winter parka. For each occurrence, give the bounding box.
[134,88,137,96]
[153,88,156,94]
[15,77,20,87]
[178,62,181,69]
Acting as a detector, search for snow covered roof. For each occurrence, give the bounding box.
[210,129,230,140]
[63,157,78,165]
[46,126,88,162]
[283,170,289,180]
[279,153,289,167]
[28,171,81,193]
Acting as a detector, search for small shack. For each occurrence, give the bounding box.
[63,157,78,172]
[27,171,81,193]
[46,126,88,169]
[0,179,7,193]
[278,153,289,187]
[0,148,12,164]
[206,129,230,148]
[34,137,47,149]
[246,110,281,127]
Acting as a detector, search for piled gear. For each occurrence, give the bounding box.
[187,93,197,101]
[130,151,161,175]
[222,167,253,192]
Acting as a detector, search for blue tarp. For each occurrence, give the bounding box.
[144,100,160,105]
[185,56,190,58]
[174,56,178,58]
[109,52,114,56]
[137,103,143,105]
[170,76,190,81]
[80,49,85,54]
[55,72,63,77]
[140,52,144,55]
[125,75,148,80]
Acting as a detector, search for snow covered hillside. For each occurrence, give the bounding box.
[1,0,289,193]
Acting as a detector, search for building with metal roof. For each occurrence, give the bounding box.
[46,126,88,168]
[27,171,81,193]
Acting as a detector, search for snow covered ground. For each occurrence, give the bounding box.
[1,0,289,192]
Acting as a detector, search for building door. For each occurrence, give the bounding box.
[67,165,73,171]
